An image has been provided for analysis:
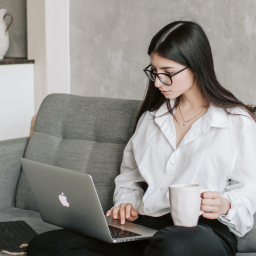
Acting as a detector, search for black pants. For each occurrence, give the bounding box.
[27,214,238,256]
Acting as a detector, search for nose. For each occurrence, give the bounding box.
[154,76,163,88]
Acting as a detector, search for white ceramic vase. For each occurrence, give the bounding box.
[0,9,13,59]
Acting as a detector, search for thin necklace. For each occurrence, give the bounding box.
[178,104,209,126]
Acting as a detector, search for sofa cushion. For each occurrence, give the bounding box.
[236,254,256,256]
[15,94,142,214]
[0,137,29,210]
[0,207,61,234]
[237,214,256,253]
[0,207,61,256]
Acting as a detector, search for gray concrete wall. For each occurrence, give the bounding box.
[0,0,27,58]
[70,0,256,105]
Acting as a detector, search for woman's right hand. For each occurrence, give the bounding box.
[106,203,139,224]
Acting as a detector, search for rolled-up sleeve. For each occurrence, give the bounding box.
[217,121,256,237]
[111,112,147,210]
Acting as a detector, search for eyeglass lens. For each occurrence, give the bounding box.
[144,70,172,85]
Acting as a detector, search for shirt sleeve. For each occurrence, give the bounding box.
[111,112,147,210]
[217,121,256,237]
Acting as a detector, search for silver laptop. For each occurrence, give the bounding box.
[20,158,157,243]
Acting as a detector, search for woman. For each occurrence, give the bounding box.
[27,21,256,256]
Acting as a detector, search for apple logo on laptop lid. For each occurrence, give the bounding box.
[59,192,70,207]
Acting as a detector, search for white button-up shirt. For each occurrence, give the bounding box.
[112,98,256,237]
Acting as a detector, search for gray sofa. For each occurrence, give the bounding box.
[0,93,255,256]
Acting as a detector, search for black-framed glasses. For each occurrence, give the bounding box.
[143,64,188,86]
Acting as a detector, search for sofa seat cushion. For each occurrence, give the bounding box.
[236,254,256,256]
[236,214,256,253]
[0,207,61,234]
[0,207,61,255]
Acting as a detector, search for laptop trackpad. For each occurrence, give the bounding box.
[106,216,157,237]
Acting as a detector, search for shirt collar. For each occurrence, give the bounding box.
[153,99,172,128]
[154,98,231,131]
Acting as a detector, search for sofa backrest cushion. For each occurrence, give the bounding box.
[15,94,142,213]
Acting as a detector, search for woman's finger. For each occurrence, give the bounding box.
[125,204,132,218]
[131,209,138,217]
[106,210,111,216]
[201,191,220,199]
[119,204,126,224]
[201,205,219,213]
[112,206,120,219]
[202,212,219,219]
[201,198,221,207]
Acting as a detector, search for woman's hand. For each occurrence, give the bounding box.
[200,191,231,219]
[106,203,139,224]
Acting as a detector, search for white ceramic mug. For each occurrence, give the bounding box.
[168,184,208,227]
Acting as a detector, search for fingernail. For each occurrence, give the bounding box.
[114,215,116,218]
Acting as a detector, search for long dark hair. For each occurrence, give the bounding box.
[133,21,256,134]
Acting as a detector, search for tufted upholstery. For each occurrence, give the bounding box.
[15,94,142,214]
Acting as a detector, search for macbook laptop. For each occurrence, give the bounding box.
[20,158,157,243]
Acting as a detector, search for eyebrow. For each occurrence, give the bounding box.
[150,63,174,69]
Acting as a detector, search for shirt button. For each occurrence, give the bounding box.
[145,208,149,211]
[160,187,164,190]
[170,160,174,164]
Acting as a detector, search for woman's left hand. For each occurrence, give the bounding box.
[200,191,231,219]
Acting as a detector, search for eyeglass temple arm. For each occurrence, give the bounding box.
[170,66,188,77]
[143,64,152,71]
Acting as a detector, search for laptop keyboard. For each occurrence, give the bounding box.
[108,225,142,238]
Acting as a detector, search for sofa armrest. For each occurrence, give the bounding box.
[0,137,29,210]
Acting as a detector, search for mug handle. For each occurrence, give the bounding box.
[199,188,209,216]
